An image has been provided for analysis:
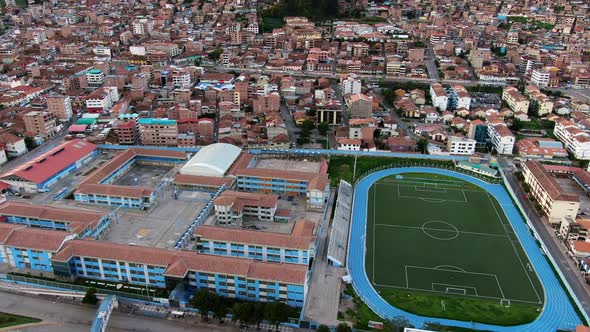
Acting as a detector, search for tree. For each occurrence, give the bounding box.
[24,136,36,151]
[190,289,216,321]
[207,48,223,61]
[317,325,331,332]
[387,316,412,328]
[417,138,428,153]
[318,122,329,136]
[211,295,227,322]
[253,302,266,329]
[82,287,99,305]
[297,135,310,146]
[336,323,351,332]
[233,302,256,325]
[265,301,291,331]
[301,119,315,131]
[510,119,523,131]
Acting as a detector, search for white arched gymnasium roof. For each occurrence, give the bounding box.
[180,143,242,177]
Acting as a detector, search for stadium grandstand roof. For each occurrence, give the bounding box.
[0,139,97,185]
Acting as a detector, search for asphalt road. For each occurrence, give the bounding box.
[210,66,504,87]
[498,157,590,317]
[0,291,238,332]
[425,44,440,81]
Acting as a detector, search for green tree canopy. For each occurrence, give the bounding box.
[82,287,99,305]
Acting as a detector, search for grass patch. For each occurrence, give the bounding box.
[342,284,384,329]
[327,155,454,186]
[260,16,285,32]
[465,85,504,94]
[377,288,541,326]
[0,312,40,328]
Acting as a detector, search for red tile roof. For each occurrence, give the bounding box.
[524,160,579,202]
[53,240,307,284]
[214,190,279,210]
[76,148,186,198]
[196,220,315,250]
[0,133,23,144]
[174,174,234,187]
[573,241,590,254]
[0,139,97,185]
[0,201,105,234]
[0,223,74,251]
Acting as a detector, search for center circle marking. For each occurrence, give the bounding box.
[421,221,459,240]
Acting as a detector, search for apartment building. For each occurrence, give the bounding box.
[86,87,119,113]
[559,217,590,242]
[344,93,372,118]
[337,138,362,151]
[23,110,56,140]
[554,118,590,160]
[507,30,519,44]
[138,118,178,147]
[430,83,448,111]
[487,119,515,155]
[195,219,315,265]
[213,191,279,225]
[339,74,362,95]
[531,69,550,88]
[386,60,407,76]
[86,69,105,86]
[522,160,580,225]
[525,86,553,116]
[447,136,476,155]
[171,70,191,88]
[448,85,471,110]
[0,133,27,157]
[252,93,280,113]
[46,94,73,121]
[502,86,530,114]
[114,120,139,145]
[469,48,491,69]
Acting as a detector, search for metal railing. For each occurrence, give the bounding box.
[5,275,153,302]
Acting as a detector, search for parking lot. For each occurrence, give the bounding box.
[471,92,501,109]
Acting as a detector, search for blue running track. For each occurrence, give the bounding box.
[347,167,582,331]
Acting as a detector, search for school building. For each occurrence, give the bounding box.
[0,202,111,239]
[75,148,186,209]
[522,160,580,224]
[213,190,280,225]
[195,219,316,265]
[51,240,308,307]
[0,223,77,272]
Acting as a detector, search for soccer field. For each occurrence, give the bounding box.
[365,172,544,307]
